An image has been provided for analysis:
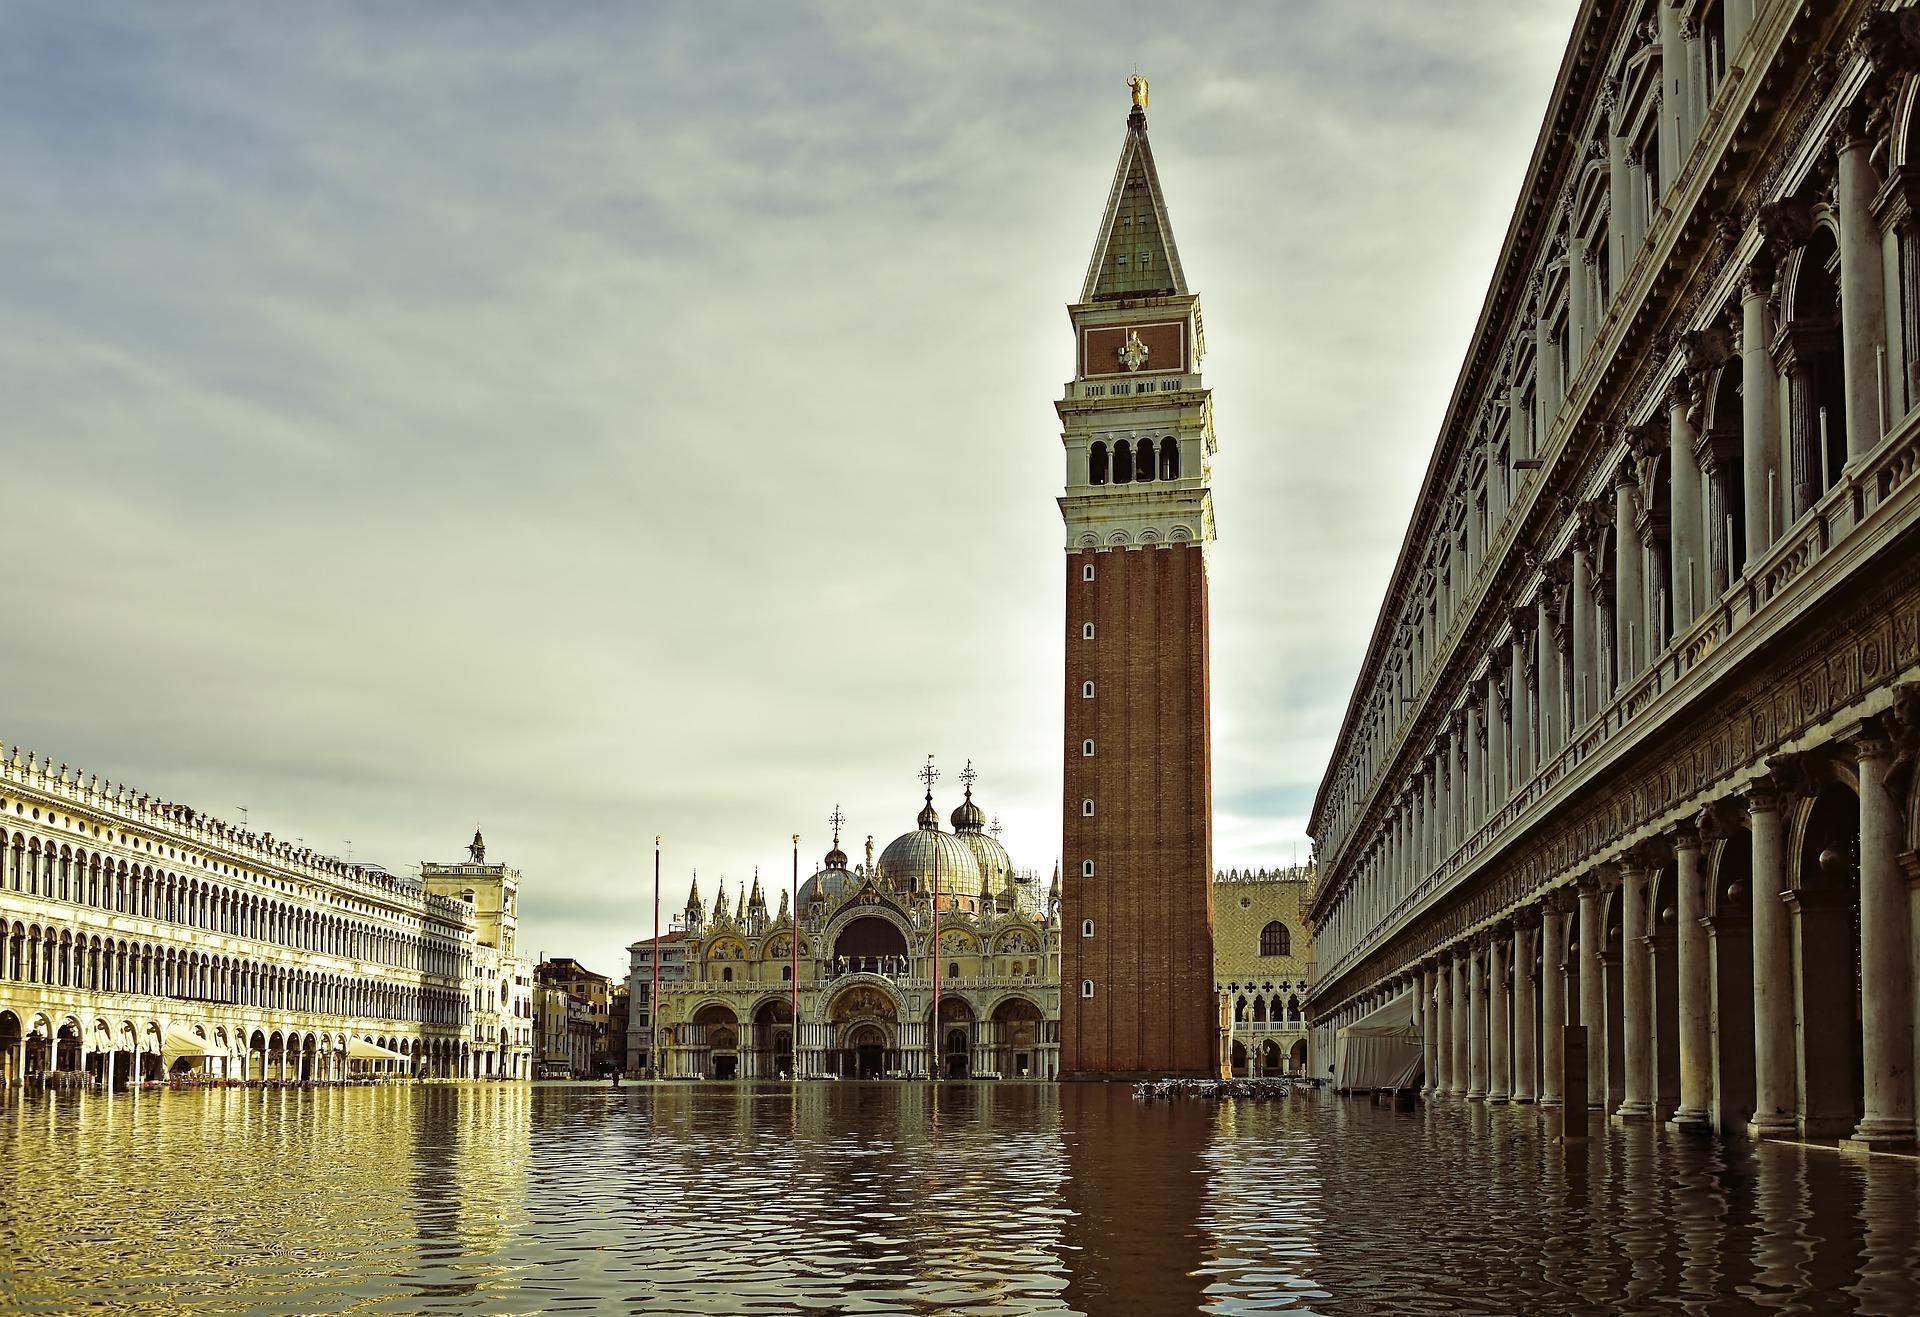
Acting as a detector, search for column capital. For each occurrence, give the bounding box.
[1621,841,1669,875]
[1838,712,1899,763]
[1761,750,1822,805]
[1745,775,1787,815]
[1575,867,1618,897]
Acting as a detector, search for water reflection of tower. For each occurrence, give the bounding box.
[1059,1085,1210,1313]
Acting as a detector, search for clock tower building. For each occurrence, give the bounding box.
[1057,89,1218,1080]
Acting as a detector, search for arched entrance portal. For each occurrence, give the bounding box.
[753,999,794,1079]
[828,985,900,1079]
[991,997,1043,1079]
[833,917,909,978]
[692,1004,740,1080]
[0,1011,20,1087]
[931,996,974,1079]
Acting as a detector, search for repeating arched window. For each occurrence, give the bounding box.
[1259,921,1291,957]
[1135,439,1154,482]
[1088,441,1109,486]
[1252,996,1267,1023]
[1112,439,1132,484]
[1160,436,1179,480]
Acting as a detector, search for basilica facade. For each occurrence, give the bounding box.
[641,771,1062,1081]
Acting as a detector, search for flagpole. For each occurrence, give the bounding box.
[791,833,801,1081]
[917,755,942,1084]
[652,835,661,1081]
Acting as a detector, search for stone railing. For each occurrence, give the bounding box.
[1311,1,1803,901]
[1319,407,1920,988]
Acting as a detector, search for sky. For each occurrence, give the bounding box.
[0,1,1580,979]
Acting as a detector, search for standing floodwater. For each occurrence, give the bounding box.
[0,1084,1914,1313]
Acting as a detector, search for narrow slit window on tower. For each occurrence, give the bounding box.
[1082,799,1094,817]
[1082,740,1094,757]
[1082,681,1095,698]
[1080,979,1094,999]
[1083,622,1095,639]
[1081,919,1095,938]
[1083,563,1095,582]
[1081,859,1094,877]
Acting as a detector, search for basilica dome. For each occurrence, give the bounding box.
[877,801,981,900]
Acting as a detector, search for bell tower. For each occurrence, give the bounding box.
[1058,84,1217,1080]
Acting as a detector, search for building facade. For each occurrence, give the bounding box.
[423,832,534,1080]
[1308,1,1920,1152]
[534,981,572,1078]
[624,930,688,1075]
[536,956,614,1074]
[1058,83,1219,1080]
[1216,867,1315,1077]
[643,773,1062,1080]
[0,747,507,1085]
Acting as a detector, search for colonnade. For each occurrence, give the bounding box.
[1358,709,1919,1152]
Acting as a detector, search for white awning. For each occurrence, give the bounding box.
[162,1025,212,1057]
[346,1037,410,1061]
[1333,991,1423,1092]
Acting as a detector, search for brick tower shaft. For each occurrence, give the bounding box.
[1056,92,1218,1080]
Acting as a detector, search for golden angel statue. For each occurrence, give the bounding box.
[1128,73,1150,108]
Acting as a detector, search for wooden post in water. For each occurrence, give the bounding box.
[1561,1023,1589,1142]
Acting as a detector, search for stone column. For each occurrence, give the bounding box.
[1742,264,1783,556]
[1846,719,1916,1150]
[1656,0,1685,177]
[1615,860,1655,1123]
[1450,953,1468,1097]
[1669,378,1706,631]
[1466,942,1486,1101]
[1464,699,1483,834]
[1423,966,1441,1095]
[1608,129,1632,275]
[1536,592,1560,759]
[1837,125,1888,461]
[1536,293,1560,423]
[1578,877,1606,1109]
[1613,464,1644,678]
[1513,918,1537,1103]
[1571,530,1598,729]
[1669,825,1712,1133]
[1488,929,1511,1103]
[1509,615,1533,790]
[1568,238,1591,373]
[1485,671,1506,816]
[1431,964,1449,1095]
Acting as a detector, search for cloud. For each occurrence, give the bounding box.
[0,0,1579,978]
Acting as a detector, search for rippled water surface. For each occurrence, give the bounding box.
[1,1083,1917,1313]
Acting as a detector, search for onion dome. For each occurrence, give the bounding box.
[916,791,940,830]
[950,788,986,833]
